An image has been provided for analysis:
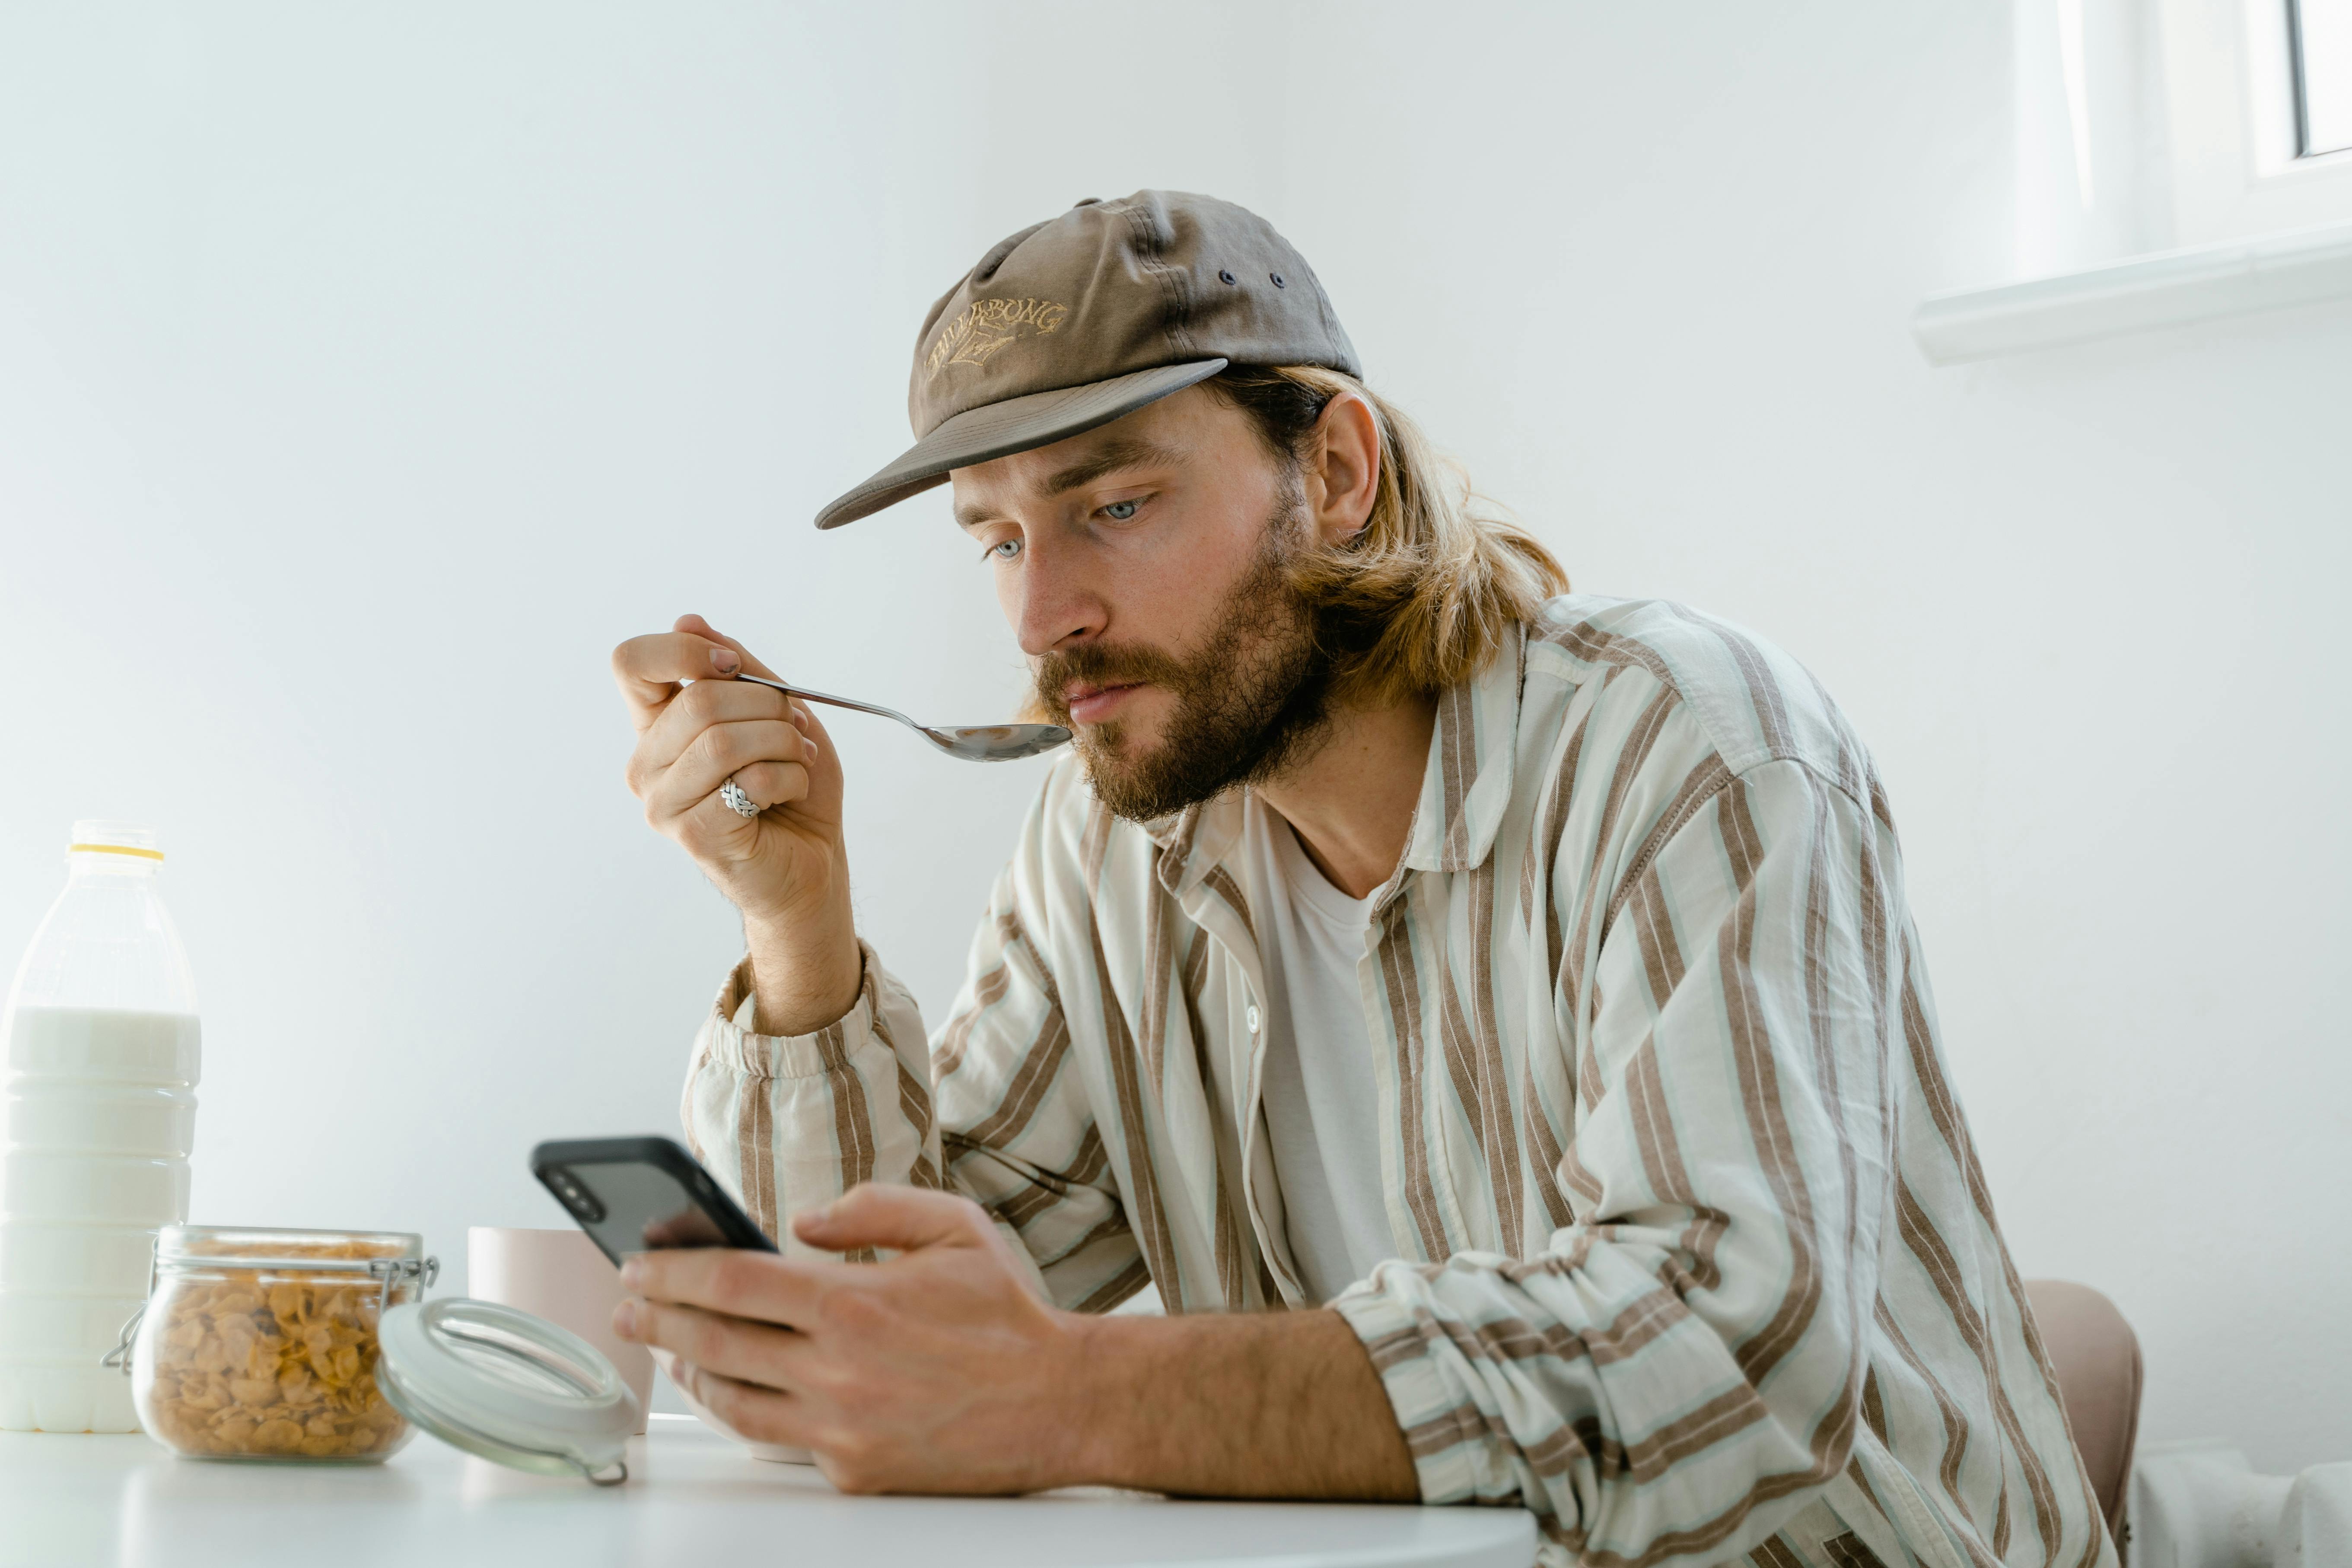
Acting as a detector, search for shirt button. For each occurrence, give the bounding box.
[1246,1005,1261,1034]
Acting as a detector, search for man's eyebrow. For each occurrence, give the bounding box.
[952,438,1185,530]
[1043,439,1184,496]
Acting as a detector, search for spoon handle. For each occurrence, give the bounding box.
[730,673,916,731]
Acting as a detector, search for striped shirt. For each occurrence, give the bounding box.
[681,595,2113,1568]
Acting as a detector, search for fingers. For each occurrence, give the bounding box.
[613,1296,807,1390]
[611,630,746,732]
[656,769,808,871]
[720,760,808,806]
[663,1355,812,1449]
[673,614,783,683]
[791,1184,996,1256]
[639,720,815,826]
[632,674,813,781]
[611,614,796,734]
[621,1246,829,1329]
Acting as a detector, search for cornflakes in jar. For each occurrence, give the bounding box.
[122,1226,436,1462]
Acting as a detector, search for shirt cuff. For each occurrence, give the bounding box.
[1330,1269,1490,1506]
[703,944,878,1081]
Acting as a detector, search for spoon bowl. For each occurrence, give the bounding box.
[916,723,1072,762]
[732,673,1069,763]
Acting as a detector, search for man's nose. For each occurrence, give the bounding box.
[1013,540,1107,657]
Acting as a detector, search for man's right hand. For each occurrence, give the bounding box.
[613,613,863,1035]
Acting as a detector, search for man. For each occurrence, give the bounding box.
[609,191,2110,1568]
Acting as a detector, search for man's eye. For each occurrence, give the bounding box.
[983,538,1022,563]
[1100,499,1141,522]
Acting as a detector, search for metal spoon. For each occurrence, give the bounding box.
[730,672,1070,763]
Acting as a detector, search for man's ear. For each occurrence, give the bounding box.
[1306,392,1381,547]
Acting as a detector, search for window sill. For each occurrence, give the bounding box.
[1911,219,2352,364]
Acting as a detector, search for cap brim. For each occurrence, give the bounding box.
[814,358,1229,530]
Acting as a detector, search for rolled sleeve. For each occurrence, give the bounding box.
[680,941,941,1259]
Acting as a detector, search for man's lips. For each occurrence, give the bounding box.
[1065,682,1147,725]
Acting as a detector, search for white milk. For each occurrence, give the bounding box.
[0,1006,199,1433]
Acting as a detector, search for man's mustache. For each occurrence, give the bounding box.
[1030,642,1195,723]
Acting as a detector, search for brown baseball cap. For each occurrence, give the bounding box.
[814,190,1359,530]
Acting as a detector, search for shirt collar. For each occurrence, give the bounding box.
[1400,620,1527,875]
[1150,621,1528,898]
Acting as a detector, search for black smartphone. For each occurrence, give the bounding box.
[529,1135,780,1268]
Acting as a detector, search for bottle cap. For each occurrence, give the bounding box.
[69,821,163,861]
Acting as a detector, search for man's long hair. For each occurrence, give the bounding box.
[1209,365,1569,708]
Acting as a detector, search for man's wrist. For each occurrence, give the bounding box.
[739,874,863,1035]
[1052,1308,1147,1491]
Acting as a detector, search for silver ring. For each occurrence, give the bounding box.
[719,777,761,818]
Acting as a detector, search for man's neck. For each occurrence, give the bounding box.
[1252,692,1437,900]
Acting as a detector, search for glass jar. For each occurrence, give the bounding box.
[116,1225,438,1462]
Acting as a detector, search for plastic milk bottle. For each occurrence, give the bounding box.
[0,823,201,1431]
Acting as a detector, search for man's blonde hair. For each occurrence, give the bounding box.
[1209,365,1569,707]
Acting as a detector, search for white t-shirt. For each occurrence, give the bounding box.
[1238,795,1396,1304]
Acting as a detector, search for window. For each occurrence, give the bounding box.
[2161,0,2352,245]
[2292,0,2352,156]
[1912,0,2352,363]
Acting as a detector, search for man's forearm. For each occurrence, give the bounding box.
[741,852,864,1036]
[1065,1307,1419,1501]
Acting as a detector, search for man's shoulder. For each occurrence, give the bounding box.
[1522,594,1869,792]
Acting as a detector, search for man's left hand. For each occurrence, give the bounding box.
[612,1185,1093,1495]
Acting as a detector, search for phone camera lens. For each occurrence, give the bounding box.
[544,1167,607,1222]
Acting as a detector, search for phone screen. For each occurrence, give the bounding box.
[543,1159,738,1261]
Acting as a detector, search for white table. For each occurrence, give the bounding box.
[0,1414,1537,1568]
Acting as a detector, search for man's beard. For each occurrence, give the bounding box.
[1032,502,1337,823]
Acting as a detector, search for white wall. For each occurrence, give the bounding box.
[2,3,2343,1469]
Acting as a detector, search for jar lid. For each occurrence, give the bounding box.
[376,1298,640,1485]
[156,1225,429,1276]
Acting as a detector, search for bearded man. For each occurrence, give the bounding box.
[608,192,2112,1568]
